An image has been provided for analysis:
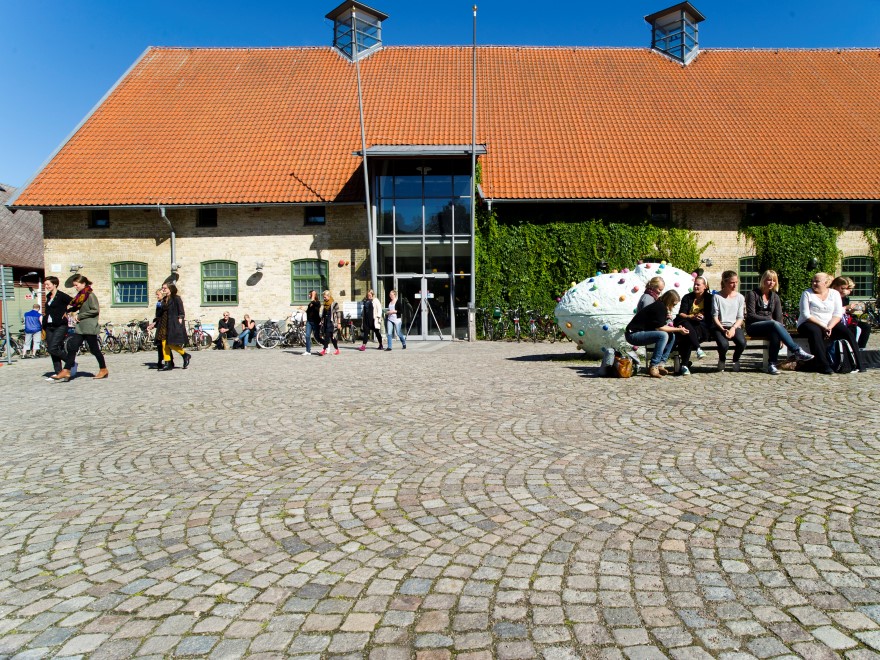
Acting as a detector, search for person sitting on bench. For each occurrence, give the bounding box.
[214,311,237,349]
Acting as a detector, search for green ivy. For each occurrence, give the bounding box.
[475,205,710,314]
[739,221,842,307]
[863,228,880,281]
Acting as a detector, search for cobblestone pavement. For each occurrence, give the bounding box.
[1,341,879,660]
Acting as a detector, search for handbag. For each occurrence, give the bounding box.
[614,355,634,378]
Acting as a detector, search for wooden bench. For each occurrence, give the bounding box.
[670,335,812,372]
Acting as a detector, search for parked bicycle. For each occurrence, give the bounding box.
[338,313,361,344]
[0,328,24,358]
[256,319,305,349]
[188,316,212,351]
[98,323,123,354]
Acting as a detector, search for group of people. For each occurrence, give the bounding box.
[301,288,407,356]
[42,275,109,382]
[625,270,870,377]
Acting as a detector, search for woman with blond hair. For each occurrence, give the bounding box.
[53,274,108,381]
[358,289,383,351]
[636,276,665,312]
[385,289,407,351]
[797,272,863,374]
[319,290,340,356]
[745,270,813,375]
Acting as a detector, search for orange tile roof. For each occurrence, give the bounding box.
[12,46,880,207]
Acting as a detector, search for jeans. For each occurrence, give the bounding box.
[386,318,406,349]
[625,330,674,366]
[239,329,253,347]
[746,320,800,363]
[711,327,746,362]
[305,321,321,353]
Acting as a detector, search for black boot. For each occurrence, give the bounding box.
[183,353,191,369]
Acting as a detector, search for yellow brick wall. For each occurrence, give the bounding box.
[43,205,370,328]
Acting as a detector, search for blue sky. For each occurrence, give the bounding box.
[2,0,879,188]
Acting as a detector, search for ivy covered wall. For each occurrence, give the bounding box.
[475,204,710,313]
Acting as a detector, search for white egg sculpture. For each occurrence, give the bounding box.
[554,262,695,359]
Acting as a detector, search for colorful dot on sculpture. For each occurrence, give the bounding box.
[611,269,618,274]
[689,287,693,292]
[691,272,698,277]
[602,324,609,331]
[592,301,599,307]
[618,278,625,284]
[588,278,594,283]
[622,268,629,273]
[661,260,667,265]
[565,322,572,328]
[674,282,680,287]
[578,330,584,336]
[632,286,640,292]
[619,295,626,302]
[590,285,598,291]
[596,271,603,276]
[644,263,651,268]
[633,308,637,314]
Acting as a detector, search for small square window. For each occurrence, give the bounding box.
[197,209,218,227]
[305,206,326,225]
[89,210,109,229]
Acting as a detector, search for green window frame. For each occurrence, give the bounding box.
[841,256,875,300]
[111,261,148,306]
[738,256,760,293]
[291,259,328,305]
[201,260,238,305]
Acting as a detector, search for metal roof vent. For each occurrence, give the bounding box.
[645,2,705,64]
[326,1,388,61]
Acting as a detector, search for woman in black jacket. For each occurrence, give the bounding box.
[673,276,713,375]
[157,282,191,371]
[42,276,73,378]
[745,270,813,375]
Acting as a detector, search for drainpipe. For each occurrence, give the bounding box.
[158,205,176,271]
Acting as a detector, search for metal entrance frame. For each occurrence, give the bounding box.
[394,274,452,341]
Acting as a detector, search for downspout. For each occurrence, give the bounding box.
[352,7,377,294]
[470,6,478,335]
[158,205,176,270]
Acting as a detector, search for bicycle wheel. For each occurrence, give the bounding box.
[256,328,281,349]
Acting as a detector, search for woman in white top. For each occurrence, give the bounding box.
[711,270,747,371]
[797,272,862,374]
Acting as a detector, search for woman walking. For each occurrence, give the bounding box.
[319,290,340,356]
[53,274,108,381]
[150,287,171,369]
[42,276,72,378]
[157,282,191,371]
[302,290,322,356]
[385,289,407,351]
[358,289,384,351]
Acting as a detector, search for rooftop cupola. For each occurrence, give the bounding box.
[326,1,388,61]
[645,2,705,64]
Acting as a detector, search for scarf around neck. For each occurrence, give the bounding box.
[323,296,334,311]
[68,285,93,312]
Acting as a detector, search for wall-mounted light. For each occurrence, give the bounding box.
[597,260,609,272]
[171,262,181,273]
[808,257,820,270]
[255,262,264,272]
[69,264,83,273]
[700,257,713,268]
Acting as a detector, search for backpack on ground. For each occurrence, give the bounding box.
[829,339,856,374]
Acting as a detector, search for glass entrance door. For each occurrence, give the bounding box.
[397,276,451,340]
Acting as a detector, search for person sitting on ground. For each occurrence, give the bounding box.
[830,276,871,350]
[711,270,747,372]
[23,303,43,358]
[239,314,256,348]
[673,276,713,375]
[745,269,814,375]
[636,276,665,312]
[625,290,689,378]
[797,272,865,374]
[214,311,237,349]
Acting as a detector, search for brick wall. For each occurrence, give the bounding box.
[43,205,369,328]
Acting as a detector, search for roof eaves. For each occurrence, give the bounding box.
[6,46,154,210]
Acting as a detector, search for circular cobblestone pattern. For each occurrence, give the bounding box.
[1,342,879,659]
